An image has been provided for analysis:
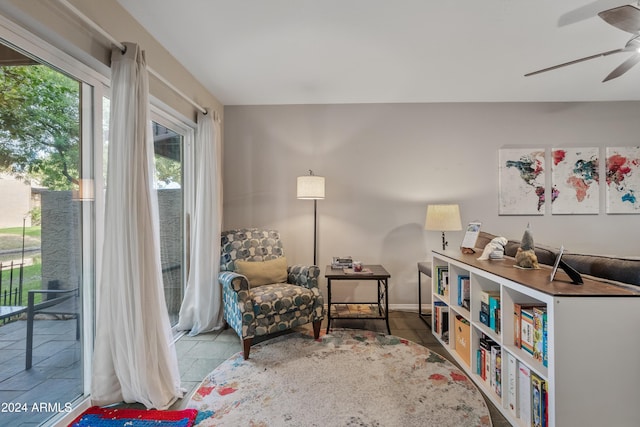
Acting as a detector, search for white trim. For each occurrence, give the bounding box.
[0,11,108,87]
[50,397,91,427]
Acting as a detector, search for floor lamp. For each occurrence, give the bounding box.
[425,204,462,250]
[297,170,325,265]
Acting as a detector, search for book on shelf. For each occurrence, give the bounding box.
[331,256,353,269]
[479,303,490,327]
[531,371,548,427]
[434,266,449,297]
[480,290,499,329]
[489,294,501,332]
[533,306,547,363]
[542,310,548,367]
[518,364,532,425]
[520,307,535,356]
[514,303,537,347]
[479,333,497,387]
[506,352,518,417]
[492,345,502,397]
[433,301,449,337]
[480,289,499,305]
[442,271,449,297]
[457,275,470,308]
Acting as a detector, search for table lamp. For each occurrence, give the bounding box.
[425,204,462,250]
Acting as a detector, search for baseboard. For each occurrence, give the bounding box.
[324,303,431,313]
[389,304,431,313]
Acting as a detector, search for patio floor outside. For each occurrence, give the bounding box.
[0,317,82,426]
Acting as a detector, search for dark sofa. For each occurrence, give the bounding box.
[476,231,640,287]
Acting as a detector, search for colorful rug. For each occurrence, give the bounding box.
[187,329,492,426]
[68,406,198,427]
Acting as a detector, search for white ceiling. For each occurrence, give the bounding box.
[117,0,640,105]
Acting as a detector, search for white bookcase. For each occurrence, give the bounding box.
[431,249,640,427]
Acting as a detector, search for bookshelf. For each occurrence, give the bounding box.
[431,249,640,427]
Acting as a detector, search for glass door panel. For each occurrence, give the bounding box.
[153,122,184,326]
[0,41,88,426]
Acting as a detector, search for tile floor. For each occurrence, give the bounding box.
[172,310,511,426]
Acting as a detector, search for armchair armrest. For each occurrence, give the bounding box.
[218,271,254,339]
[218,271,250,293]
[287,265,320,289]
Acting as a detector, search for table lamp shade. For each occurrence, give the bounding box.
[297,175,325,200]
[425,204,462,231]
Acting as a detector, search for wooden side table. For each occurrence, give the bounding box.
[324,264,391,334]
[417,261,432,326]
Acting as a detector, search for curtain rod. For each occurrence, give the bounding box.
[57,0,210,116]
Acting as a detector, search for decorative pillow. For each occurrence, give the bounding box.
[235,257,288,287]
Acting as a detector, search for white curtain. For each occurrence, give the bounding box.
[91,42,183,409]
[176,110,224,335]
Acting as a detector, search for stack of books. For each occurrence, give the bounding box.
[331,256,353,269]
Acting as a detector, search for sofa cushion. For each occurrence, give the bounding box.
[235,257,288,287]
[562,253,640,286]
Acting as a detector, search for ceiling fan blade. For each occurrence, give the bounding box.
[598,5,640,34]
[603,53,640,81]
[525,48,623,77]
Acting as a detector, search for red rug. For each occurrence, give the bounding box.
[68,406,198,427]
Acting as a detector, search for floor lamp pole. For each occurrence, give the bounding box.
[313,199,318,265]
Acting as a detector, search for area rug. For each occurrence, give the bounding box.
[68,406,198,427]
[187,329,492,426]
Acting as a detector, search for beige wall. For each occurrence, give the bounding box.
[224,102,640,306]
[0,0,222,121]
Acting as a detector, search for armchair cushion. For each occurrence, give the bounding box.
[251,283,314,317]
[235,257,288,288]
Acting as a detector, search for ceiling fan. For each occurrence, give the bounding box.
[525,4,640,82]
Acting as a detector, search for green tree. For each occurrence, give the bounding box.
[155,155,181,187]
[0,64,80,189]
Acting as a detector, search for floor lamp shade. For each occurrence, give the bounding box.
[297,175,325,200]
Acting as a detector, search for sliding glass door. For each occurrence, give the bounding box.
[0,40,95,426]
[152,119,187,326]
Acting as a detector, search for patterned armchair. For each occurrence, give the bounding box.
[219,228,324,359]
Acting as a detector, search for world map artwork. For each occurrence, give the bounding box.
[499,148,545,215]
[606,147,640,213]
[551,148,599,214]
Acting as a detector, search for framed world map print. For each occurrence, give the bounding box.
[499,148,546,215]
[606,146,640,214]
[551,147,599,214]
